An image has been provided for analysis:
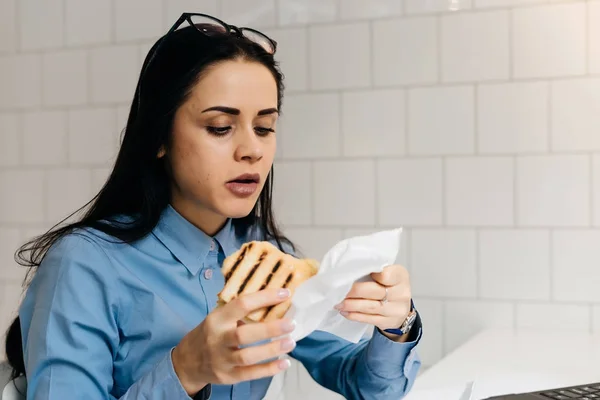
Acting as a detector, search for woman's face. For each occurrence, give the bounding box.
[166,59,278,233]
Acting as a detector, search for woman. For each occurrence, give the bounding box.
[4,13,422,400]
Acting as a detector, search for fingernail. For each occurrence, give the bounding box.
[278,288,291,299]
[278,359,291,370]
[281,320,296,333]
[281,337,296,351]
[340,311,349,317]
[334,303,343,311]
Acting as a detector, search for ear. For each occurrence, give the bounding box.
[157,146,166,158]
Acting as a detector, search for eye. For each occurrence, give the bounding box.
[207,126,231,136]
[255,127,275,136]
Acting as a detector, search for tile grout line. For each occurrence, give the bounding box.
[549,229,555,301]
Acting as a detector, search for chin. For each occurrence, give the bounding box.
[220,199,259,219]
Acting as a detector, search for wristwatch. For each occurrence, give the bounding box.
[384,300,418,336]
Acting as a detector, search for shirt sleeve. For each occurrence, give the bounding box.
[19,233,192,400]
[290,320,422,400]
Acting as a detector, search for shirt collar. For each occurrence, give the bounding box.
[153,205,239,276]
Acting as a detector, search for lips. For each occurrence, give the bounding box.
[225,173,261,198]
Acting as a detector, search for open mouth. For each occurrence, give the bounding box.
[228,174,260,184]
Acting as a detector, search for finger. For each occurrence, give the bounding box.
[226,319,296,347]
[230,336,296,367]
[371,265,407,287]
[338,299,386,316]
[221,288,292,321]
[345,281,386,300]
[232,357,292,382]
[340,312,389,328]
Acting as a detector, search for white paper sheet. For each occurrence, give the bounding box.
[284,229,402,343]
[405,382,474,400]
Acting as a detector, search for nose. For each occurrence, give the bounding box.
[234,127,263,163]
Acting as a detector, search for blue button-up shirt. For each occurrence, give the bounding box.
[19,205,421,399]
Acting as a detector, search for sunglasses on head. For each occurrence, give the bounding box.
[136,13,277,110]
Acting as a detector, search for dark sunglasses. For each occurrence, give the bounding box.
[136,13,277,110]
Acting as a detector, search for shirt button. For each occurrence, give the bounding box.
[204,268,213,280]
[209,240,216,251]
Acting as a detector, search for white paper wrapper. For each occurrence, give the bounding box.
[284,228,403,343]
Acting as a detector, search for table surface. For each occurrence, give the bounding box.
[411,328,600,399]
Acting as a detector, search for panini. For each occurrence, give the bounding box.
[217,241,319,322]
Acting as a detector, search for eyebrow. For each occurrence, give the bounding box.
[201,106,279,116]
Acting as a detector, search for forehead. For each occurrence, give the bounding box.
[187,60,278,112]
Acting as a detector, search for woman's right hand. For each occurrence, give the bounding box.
[171,288,297,395]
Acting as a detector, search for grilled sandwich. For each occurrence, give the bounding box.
[217,241,319,322]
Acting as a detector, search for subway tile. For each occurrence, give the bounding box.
[115,0,163,42]
[517,155,590,227]
[65,0,111,46]
[278,0,336,25]
[513,3,586,78]
[309,23,370,90]
[340,0,403,20]
[342,89,406,157]
[42,50,88,107]
[475,0,544,7]
[378,159,443,226]
[408,86,475,155]
[479,230,550,300]
[222,0,276,28]
[0,54,42,109]
[411,229,477,298]
[0,0,17,53]
[314,160,376,226]
[90,45,139,104]
[22,111,68,166]
[478,82,548,154]
[441,10,509,82]
[92,168,111,196]
[551,78,600,151]
[0,227,24,281]
[282,228,344,261]
[273,161,312,227]
[279,93,340,158]
[0,170,45,224]
[69,108,118,166]
[19,0,63,50]
[517,303,590,331]
[591,1,600,74]
[446,157,514,226]
[406,0,472,14]
[0,113,20,166]
[412,299,444,367]
[445,300,514,353]
[553,230,600,302]
[373,17,438,86]
[46,169,93,224]
[263,27,308,92]
[594,155,600,227]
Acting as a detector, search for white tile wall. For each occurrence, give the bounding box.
[42,50,88,107]
[478,82,548,154]
[446,157,514,226]
[479,230,550,300]
[65,0,112,46]
[341,89,406,156]
[591,1,600,74]
[516,303,590,331]
[513,3,586,78]
[551,79,600,151]
[441,10,510,82]
[517,155,590,227]
[22,111,68,166]
[373,17,438,86]
[0,0,17,53]
[308,22,371,90]
[0,113,20,167]
[2,0,600,388]
[378,159,443,226]
[408,86,475,155]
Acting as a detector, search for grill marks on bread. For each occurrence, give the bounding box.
[218,241,319,322]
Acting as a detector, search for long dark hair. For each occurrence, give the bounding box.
[4,24,293,379]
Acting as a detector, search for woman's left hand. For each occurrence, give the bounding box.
[334,264,412,335]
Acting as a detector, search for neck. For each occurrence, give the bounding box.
[170,198,228,237]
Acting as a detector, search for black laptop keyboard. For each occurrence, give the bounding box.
[539,384,600,399]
